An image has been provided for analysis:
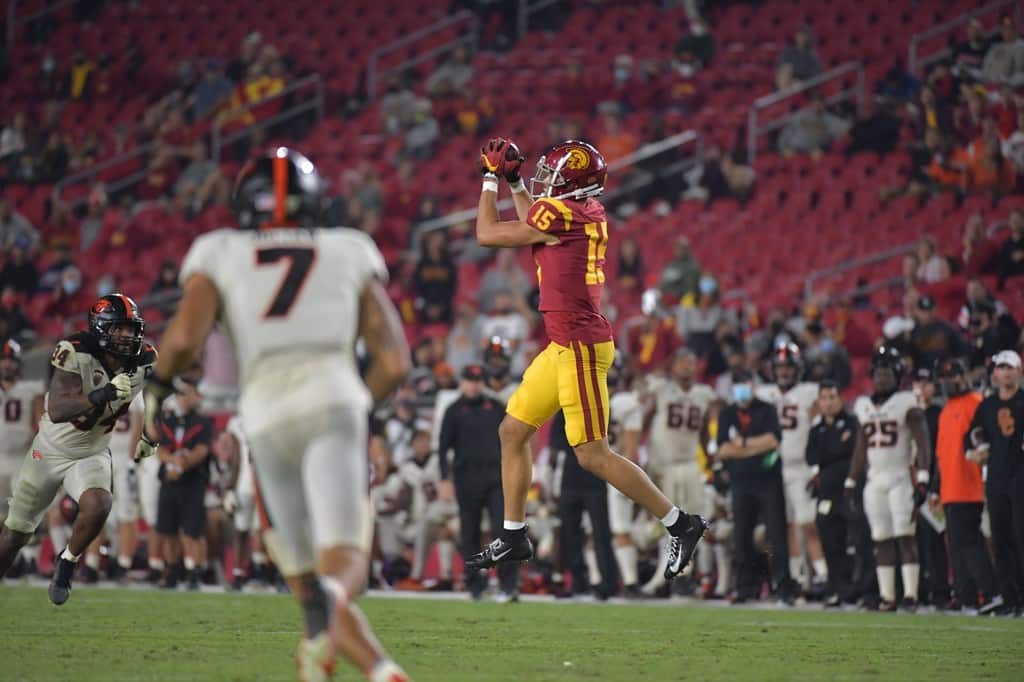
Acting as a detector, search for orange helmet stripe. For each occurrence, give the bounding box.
[272,154,288,227]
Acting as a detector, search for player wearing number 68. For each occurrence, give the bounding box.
[470,138,709,588]
[141,147,411,682]
[0,294,154,606]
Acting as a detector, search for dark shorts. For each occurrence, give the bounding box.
[156,482,206,539]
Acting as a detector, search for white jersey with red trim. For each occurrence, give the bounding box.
[854,390,919,477]
[647,377,715,469]
[756,382,818,473]
[38,333,156,459]
[107,393,143,462]
[179,227,387,426]
[0,379,44,458]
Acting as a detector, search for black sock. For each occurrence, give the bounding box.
[502,526,527,543]
[668,513,696,537]
[300,578,333,638]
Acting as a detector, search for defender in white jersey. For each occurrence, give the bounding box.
[758,343,827,589]
[140,149,410,682]
[108,392,143,577]
[218,415,270,590]
[0,340,44,522]
[642,349,714,593]
[0,294,154,606]
[846,347,932,611]
[605,360,644,596]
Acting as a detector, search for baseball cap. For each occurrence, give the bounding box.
[992,350,1022,369]
[461,364,485,381]
[917,295,936,311]
[914,366,934,382]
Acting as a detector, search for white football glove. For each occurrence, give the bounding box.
[110,373,132,401]
[223,490,239,515]
[134,433,157,462]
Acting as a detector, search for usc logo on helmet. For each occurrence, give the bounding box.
[565,148,590,170]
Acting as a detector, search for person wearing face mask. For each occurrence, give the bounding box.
[931,358,1002,614]
[677,275,727,359]
[715,368,798,604]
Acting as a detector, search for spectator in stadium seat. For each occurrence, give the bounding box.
[962,211,1001,275]
[658,236,701,303]
[963,128,1014,198]
[137,146,178,201]
[426,46,474,97]
[982,16,1024,87]
[149,260,181,305]
[1001,110,1024,171]
[479,249,530,311]
[678,275,727,359]
[0,286,31,341]
[0,112,27,162]
[42,265,88,321]
[597,112,638,168]
[775,26,821,91]
[403,99,440,161]
[616,237,644,292]
[998,208,1024,289]
[190,59,234,121]
[226,32,262,83]
[952,18,994,81]
[380,76,417,136]
[36,131,69,183]
[626,289,681,376]
[175,139,229,217]
[446,303,483,374]
[966,297,1020,373]
[0,242,38,296]
[844,96,904,158]
[674,19,715,70]
[413,230,457,325]
[876,60,920,104]
[910,86,953,140]
[0,201,39,251]
[65,50,95,100]
[778,95,850,158]
[915,237,951,284]
[909,295,970,371]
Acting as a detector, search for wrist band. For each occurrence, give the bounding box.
[915,469,930,485]
[843,477,856,489]
[509,178,527,194]
[482,178,499,193]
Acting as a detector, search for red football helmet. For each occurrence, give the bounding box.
[530,140,607,200]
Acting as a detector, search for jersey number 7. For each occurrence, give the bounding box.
[257,247,317,318]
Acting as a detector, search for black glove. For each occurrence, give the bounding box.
[913,482,929,508]
[842,488,862,520]
[805,469,822,498]
[710,463,730,495]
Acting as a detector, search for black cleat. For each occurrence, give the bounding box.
[899,597,918,613]
[622,584,644,600]
[664,514,709,580]
[79,565,99,584]
[48,556,76,606]
[464,534,533,572]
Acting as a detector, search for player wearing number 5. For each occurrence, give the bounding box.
[0,294,154,605]
[469,138,708,581]
[846,346,932,611]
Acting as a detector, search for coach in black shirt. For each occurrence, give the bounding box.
[438,365,517,599]
[155,379,213,590]
[716,369,795,603]
[551,409,618,599]
[968,350,1024,610]
[805,381,861,605]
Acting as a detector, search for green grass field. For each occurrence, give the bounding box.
[1,585,1021,681]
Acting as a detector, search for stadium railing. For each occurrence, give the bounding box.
[5,0,77,47]
[365,10,479,100]
[51,75,325,212]
[907,0,1021,76]
[411,129,704,237]
[746,61,865,164]
[803,242,916,304]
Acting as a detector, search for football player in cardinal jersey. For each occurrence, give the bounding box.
[604,356,644,597]
[846,347,932,611]
[0,340,44,525]
[139,148,410,682]
[469,138,707,583]
[757,343,828,591]
[0,295,155,605]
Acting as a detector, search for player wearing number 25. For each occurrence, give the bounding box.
[470,138,708,584]
[0,294,154,605]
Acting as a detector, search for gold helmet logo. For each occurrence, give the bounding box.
[565,148,590,170]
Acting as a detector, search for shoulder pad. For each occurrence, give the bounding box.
[138,344,158,366]
[65,332,102,357]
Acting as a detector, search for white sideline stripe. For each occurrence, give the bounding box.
[738,620,1007,633]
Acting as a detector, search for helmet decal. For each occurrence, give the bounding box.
[564,148,590,170]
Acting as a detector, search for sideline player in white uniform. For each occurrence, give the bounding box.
[218,415,271,590]
[400,422,458,588]
[138,148,410,682]
[0,294,155,605]
[0,340,44,523]
[757,343,828,589]
[642,348,714,593]
[105,392,143,577]
[605,357,643,596]
[846,346,931,611]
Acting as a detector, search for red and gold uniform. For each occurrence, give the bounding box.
[505,196,615,446]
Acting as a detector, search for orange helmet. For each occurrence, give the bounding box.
[530,140,607,200]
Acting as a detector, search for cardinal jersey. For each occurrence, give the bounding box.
[0,379,44,458]
[853,391,919,477]
[608,391,643,451]
[526,197,613,345]
[38,333,156,458]
[108,393,143,460]
[647,378,715,469]
[179,227,387,425]
[757,382,818,472]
